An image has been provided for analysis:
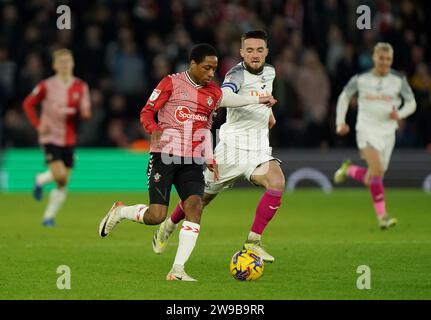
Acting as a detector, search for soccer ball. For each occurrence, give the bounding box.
[229,249,264,281]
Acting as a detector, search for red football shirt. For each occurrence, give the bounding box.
[140,71,222,160]
[23,76,91,147]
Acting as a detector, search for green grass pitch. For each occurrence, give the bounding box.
[0,189,430,300]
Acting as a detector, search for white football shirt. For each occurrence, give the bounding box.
[336,69,416,134]
[219,62,276,150]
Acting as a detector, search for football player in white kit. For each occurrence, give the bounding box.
[153,30,284,262]
[334,42,416,229]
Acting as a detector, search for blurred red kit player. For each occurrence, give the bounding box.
[23,49,91,227]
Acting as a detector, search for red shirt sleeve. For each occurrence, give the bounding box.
[79,82,92,119]
[205,84,223,130]
[140,76,173,134]
[22,81,47,128]
[215,88,222,110]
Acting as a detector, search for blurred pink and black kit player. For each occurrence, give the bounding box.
[23,49,91,226]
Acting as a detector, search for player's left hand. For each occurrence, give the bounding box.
[259,95,278,108]
[390,106,400,121]
[266,97,278,108]
[80,109,92,119]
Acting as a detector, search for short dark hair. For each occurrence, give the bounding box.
[189,43,218,64]
[241,30,268,45]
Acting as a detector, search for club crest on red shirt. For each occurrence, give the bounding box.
[207,96,213,106]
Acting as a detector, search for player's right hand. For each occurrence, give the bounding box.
[37,123,49,135]
[336,124,350,136]
[151,130,163,148]
[259,96,278,108]
[389,106,400,121]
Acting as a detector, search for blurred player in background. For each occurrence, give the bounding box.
[23,49,91,227]
[334,42,416,230]
[98,44,222,281]
[154,30,282,263]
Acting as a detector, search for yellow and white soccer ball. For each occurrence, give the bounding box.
[229,249,264,281]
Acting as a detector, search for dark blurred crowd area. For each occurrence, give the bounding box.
[1,0,431,150]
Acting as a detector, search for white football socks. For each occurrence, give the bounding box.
[173,221,200,267]
[36,171,54,186]
[43,188,67,220]
[248,231,261,242]
[119,204,148,223]
[166,217,177,233]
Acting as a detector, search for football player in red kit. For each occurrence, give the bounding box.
[23,49,91,227]
[98,43,222,281]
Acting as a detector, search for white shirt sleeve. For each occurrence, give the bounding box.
[397,77,417,119]
[220,87,259,108]
[336,75,358,126]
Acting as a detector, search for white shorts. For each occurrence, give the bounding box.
[204,143,279,194]
[356,130,395,171]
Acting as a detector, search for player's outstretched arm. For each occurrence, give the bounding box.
[220,87,276,108]
[220,87,259,108]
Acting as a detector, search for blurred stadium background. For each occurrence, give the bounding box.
[0,0,430,192]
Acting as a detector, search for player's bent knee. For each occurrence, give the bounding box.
[55,176,68,188]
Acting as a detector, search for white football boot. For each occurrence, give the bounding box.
[99,202,124,237]
[166,265,197,281]
[243,240,274,263]
[378,215,398,230]
[152,218,176,254]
